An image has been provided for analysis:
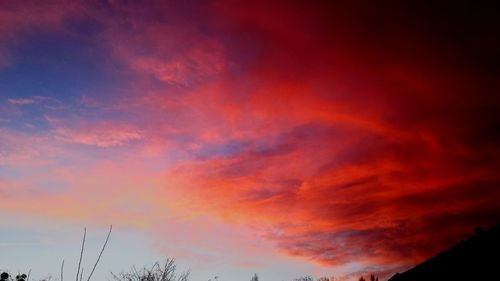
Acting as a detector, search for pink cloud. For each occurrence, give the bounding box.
[53,127,143,147]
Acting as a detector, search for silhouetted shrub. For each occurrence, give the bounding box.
[111,259,189,281]
[294,277,314,281]
[15,274,27,281]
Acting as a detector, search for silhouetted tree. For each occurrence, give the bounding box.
[250,274,258,281]
[359,277,366,281]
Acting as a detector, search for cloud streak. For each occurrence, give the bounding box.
[8,98,35,105]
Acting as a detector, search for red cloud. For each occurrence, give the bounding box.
[1,0,500,276]
[157,0,500,271]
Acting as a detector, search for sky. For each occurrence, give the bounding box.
[1,1,500,280]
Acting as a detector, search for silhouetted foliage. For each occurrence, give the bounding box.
[250,274,258,281]
[15,274,27,281]
[111,259,189,281]
[0,273,32,281]
[294,277,314,281]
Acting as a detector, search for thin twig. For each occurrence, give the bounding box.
[86,225,113,281]
[109,272,121,281]
[61,260,65,281]
[27,269,31,281]
[76,228,86,281]
[79,268,84,281]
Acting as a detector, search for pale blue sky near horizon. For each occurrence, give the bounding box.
[1,212,349,281]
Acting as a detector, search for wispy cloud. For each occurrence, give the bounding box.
[8,98,35,105]
[53,127,143,147]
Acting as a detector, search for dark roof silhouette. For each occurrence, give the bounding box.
[388,224,500,281]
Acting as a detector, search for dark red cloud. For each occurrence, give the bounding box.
[163,0,500,270]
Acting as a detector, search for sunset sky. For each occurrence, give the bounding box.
[1,1,500,280]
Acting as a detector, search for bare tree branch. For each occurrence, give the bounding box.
[86,225,113,281]
[61,260,65,281]
[76,228,86,281]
